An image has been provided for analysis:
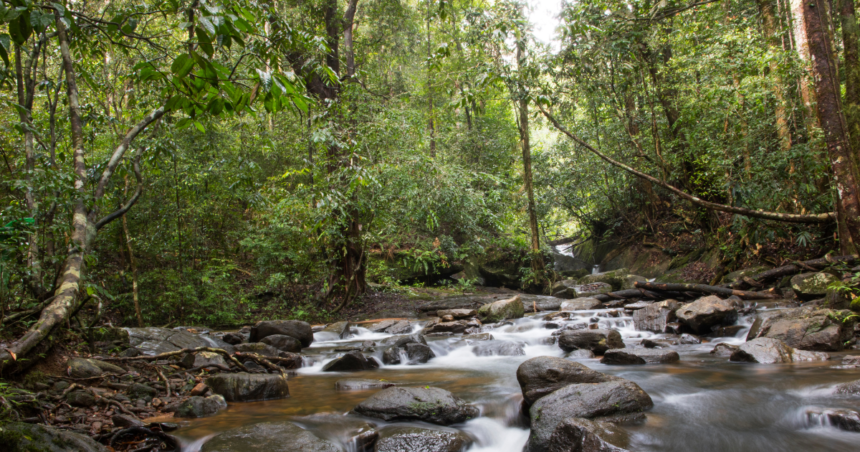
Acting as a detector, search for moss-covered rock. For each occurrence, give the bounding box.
[790,272,839,301]
[477,295,524,323]
[174,395,227,418]
[66,358,125,379]
[746,307,857,351]
[722,266,769,284]
[579,268,628,291]
[0,422,108,452]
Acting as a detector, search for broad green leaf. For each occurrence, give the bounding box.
[171,54,195,78]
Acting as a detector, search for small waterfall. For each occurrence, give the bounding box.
[592,264,600,274]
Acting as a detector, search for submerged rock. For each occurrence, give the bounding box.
[675,295,739,334]
[175,395,227,418]
[710,343,740,357]
[201,422,339,452]
[729,337,830,364]
[632,300,679,333]
[477,295,524,323]
[352,386,479,425]
[375,426,473,452]
[804,407,860,432]
[557,329,624,354]
[0,422,108,452]
[601,348,680,365]
[472,340,525,357]
[516,356,620,407]
[745,307,856,351]
[206,373,290,402]
[249,320,313,347]
[335,379,398,391]
[322,351,380,372]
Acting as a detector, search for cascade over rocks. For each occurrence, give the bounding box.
[250,320,314,347]
[206,373,290,402]
[729,338,830,364]
[375,426,474,452]
[675,296,740,334]
[746,307,857,351]
[201,422,339,452]
[516,356,621,407]
[561,298,603,311]
[601,348,680,365]
[472,340,525,356]
[352,386,479,425]
[557,329,624,354]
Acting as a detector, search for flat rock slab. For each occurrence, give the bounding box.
[601,348,680,365]
[126,327,234,355]
[206,373,289,402]
[201,422,339,452]
[436,308,477,319]
[746,307,857,352]
[729,337,830,364]
[376,426,473,452]
[67,358,125,378]
[335,379,398,391]
[352,386,479,426]
[516,356,620,407]
[0,422,108,452]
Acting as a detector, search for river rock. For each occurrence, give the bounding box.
[336,379,398,391]
[126,326,234,355]
[675,296,739,334]
[561,298,603,311]
[174,395,227,418]
[437,308,477,319]
[804,407,860,432]
[558,329,624,354]
[261,334,303,353]
[322,321,352,339]
[745,307,856,351]
[376,426,473,452]
[710,343,740,357]
[527,380,653,452]
[206,373,289,402]
[601,348,680,365]
[521,295,565,312]
[464,333,494,341]
[322,351,380,372]
[66,358,125,378]
[423,319,472,334]
[368,320,398,332]
[546,417,629,452]
[0,422,108,452]
[128,383,157,402]
[729,337,830,364]
[66,390,96,407]
[222,332,245,345]
[478,295,524,323]
[516,356,621,407]
[249,320,314,347]
[201,422,339,452]
[234,342,283,357]
[842,355,860,367]
[580,269,628,291]
[386,320,414,334]
[181,351,228,369]
[472,340,525,356]
[632,300,679,333]
[352,386,479,425]
[790,272,839,301]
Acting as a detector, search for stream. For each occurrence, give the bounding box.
[171,306,860,451]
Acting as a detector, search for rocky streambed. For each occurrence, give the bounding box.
[5,277,860,452]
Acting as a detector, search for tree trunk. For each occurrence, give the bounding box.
[516,44,544,278]
[759,0,794,153]
[802,0,860,253]
[427,0,436,157]
[791,0,822,131]
[122,175,143,327]
[838,0,860,171]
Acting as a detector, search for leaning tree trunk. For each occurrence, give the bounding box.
[802,0,860,254]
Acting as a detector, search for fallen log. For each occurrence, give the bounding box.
[100,347,249,373]
[592,288,664,301]
[634,282,779,299]
[725,255,858,290]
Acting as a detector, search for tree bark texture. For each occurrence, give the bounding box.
[516,44,543,276]
[802,0,860,253]
[838,0,860,171]
[758,0,793,153]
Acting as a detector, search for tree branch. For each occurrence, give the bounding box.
[93,107,164,202]
[96,156,144,230]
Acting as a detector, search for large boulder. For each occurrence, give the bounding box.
[472,341,525,357]
[181,351,227,369]
[477,295,524,323]
[201,422,339,452]
[601,348,680,365]
[437,309,477,319]
[632,300,680,333]
[261,335,303,353]
[561,298,603,311]
[0,422,109,452]
[546,417,630,452]
[126,327,234,355]
[322,351,380,372]
[250,320,313,347]
[790,272,839,301]
[558,329,624,354]
[206,373,290,402]
[375,426,473,452]
[729,337,830,364]
[382,343,435,365]
[675,296,739,334]
[552,281,613,299]
[745,307,857,351]
[527,380,653,452]
[66,358,125,378]
[579,269,628,291]
[174,395,228,418]
[321,321,352,339]
[352,386,479,425]
[516,356,620,407]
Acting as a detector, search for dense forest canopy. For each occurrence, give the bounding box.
[1,0,860,372]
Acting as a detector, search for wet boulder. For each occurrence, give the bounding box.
[804,408,860,432]
[174,395,227,418]
[128,383,157,402]
[675,296,739,334]
[201,422,339,452]
[249,320,314,347]
[352,386,479,425]
[464,333,494,341]
[516,356,620,407]
[527,380,653,452]
[729,337,830,364]
[437,308,477,319]
[553,281,613,299]
[558,329,624,355]
[66,358,125,378]
[601,348,680,365]
[181,351,227,369]
[376,426,473,452]
[472,340,525,357]
[386,320,414,334]
[0,422,109,452]
[842,355,860,367]
[234,342,283,357]
[423,319,474,334]
[580,269,628,291]
[834,379,860,396]
[126,327,233,355]
[561,298,603,311]
[546,417,630,452]
[477,295,524,323]
[221,332,245,345]
[567,349,596,359]
[336,379,398,391]
[745,307,856,351]
[322,351,380,372]
[206,373,290,402]
[521,295,564,313]
[710,343,740,357]
[383,342,436,365]
[790,272,839,301]
[632,300,680,333]
[322,321,352,339]
[261,334,303,353]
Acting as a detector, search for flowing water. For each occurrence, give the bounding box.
[171,306,860,451]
